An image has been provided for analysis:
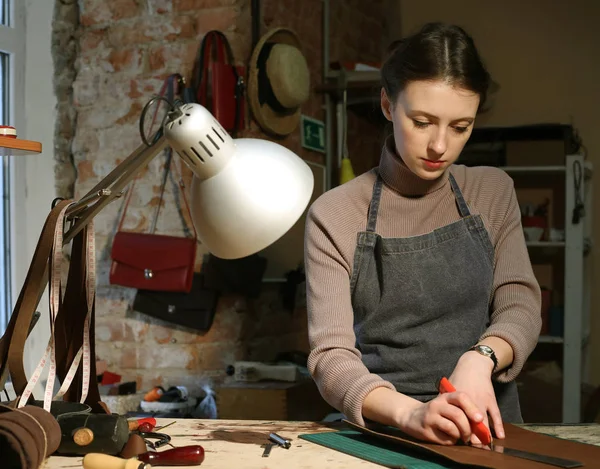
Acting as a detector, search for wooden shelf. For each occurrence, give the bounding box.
[0,136,42,153]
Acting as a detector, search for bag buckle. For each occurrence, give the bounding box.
[144,268,153,279]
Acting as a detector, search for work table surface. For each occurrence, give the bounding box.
[45,419,600,469]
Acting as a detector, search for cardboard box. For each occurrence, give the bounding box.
[216,379,335,421]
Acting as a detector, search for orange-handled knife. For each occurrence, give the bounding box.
[438,377,492,445]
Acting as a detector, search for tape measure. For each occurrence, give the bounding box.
[0,125,17,138]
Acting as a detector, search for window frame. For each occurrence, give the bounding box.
[0,0,26,332]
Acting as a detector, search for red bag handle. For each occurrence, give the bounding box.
[191,31,244,136]
[192,31,239,99]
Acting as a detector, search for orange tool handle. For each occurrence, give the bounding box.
[127,417,157,431]
[438,377,492,445]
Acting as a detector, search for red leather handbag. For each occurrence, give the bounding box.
[109,153,197,292]
[110,147,197,292]
[110,74,197,293]
[192,30,245,135]
[110,231,196,293]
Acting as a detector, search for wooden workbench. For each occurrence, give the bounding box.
[44,419,600,469]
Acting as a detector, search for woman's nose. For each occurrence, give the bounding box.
[428,129,447,156]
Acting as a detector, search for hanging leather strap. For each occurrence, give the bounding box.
[52,224,106,413]
[0,199,72,395]
[0,200,107,413]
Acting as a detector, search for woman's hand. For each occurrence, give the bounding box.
[363,387,482,445]
[448,351,505,442]
[397,392,485,445]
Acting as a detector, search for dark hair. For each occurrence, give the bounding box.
[382,22,490,109]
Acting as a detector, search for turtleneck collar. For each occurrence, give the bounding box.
[378,135,450,197]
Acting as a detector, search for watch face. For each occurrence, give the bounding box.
[479,345,493,356]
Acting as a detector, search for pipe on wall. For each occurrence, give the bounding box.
[251,0,260,48]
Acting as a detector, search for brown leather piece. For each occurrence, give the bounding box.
[0,418,33,468]
[345,420,600,468]
[0,411,45,466]
[53,225,107,414]
[120,433,148,458]
[19,405,62,453]
[0,403,61,469]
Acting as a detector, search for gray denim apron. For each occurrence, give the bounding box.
[350,172,522,422]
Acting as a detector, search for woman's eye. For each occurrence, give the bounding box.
[453,126,469,133]
[412,120,430,128]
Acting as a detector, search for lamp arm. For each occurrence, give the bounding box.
[63,134,168,244]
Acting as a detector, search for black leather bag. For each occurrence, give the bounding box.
[132,274,219,332]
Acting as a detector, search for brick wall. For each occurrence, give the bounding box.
[62,0,385,395]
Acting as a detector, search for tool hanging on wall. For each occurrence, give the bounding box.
[339,89,355,185]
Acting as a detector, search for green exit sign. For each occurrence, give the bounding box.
[300,115,325,153]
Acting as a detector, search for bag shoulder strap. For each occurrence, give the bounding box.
[192,31,233,92]
[191,31,245,137]
[117,73,196,238]
[192,31,242,96]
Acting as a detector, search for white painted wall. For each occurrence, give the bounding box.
[8,0,57,394]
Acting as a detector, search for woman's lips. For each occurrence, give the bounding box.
[422,158,444,170]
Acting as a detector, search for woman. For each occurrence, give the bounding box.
[304,22,541,446]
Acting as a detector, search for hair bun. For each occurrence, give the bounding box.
[386,38,406,58]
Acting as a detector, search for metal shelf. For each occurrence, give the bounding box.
[538,335,564,344]
[469,124,580,153]
[501,165,567,173]
[324,69,380,84]
[526,241,566,248]
[499,163,593,178]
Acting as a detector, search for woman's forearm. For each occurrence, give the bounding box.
[454,337,513,374]
[362,387,422,427]
[476,336,514,372]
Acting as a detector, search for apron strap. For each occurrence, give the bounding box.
[449,173,472,218]
[366,174,384,233]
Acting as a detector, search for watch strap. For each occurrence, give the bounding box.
[469,344,498,372]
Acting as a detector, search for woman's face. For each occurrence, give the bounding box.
[381,80,480,181]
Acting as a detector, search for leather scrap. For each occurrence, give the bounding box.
[0,403,61,469]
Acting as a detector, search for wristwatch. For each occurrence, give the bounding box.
[469,344,498,373]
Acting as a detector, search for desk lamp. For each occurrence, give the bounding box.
[64,101,315,258]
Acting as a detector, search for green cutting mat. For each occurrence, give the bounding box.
[299,430,462,469]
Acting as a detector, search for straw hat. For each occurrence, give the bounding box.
[248,28,310,137]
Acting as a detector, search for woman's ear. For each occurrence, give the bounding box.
[381,88,393,121]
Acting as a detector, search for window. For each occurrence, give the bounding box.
[0,0,7,26]
[0,0,24,334]
[0,52,7,334]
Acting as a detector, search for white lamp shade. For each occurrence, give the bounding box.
[164,103,314,259]
[189,138,314,259]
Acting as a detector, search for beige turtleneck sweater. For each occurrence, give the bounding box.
[304,137,542,425]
